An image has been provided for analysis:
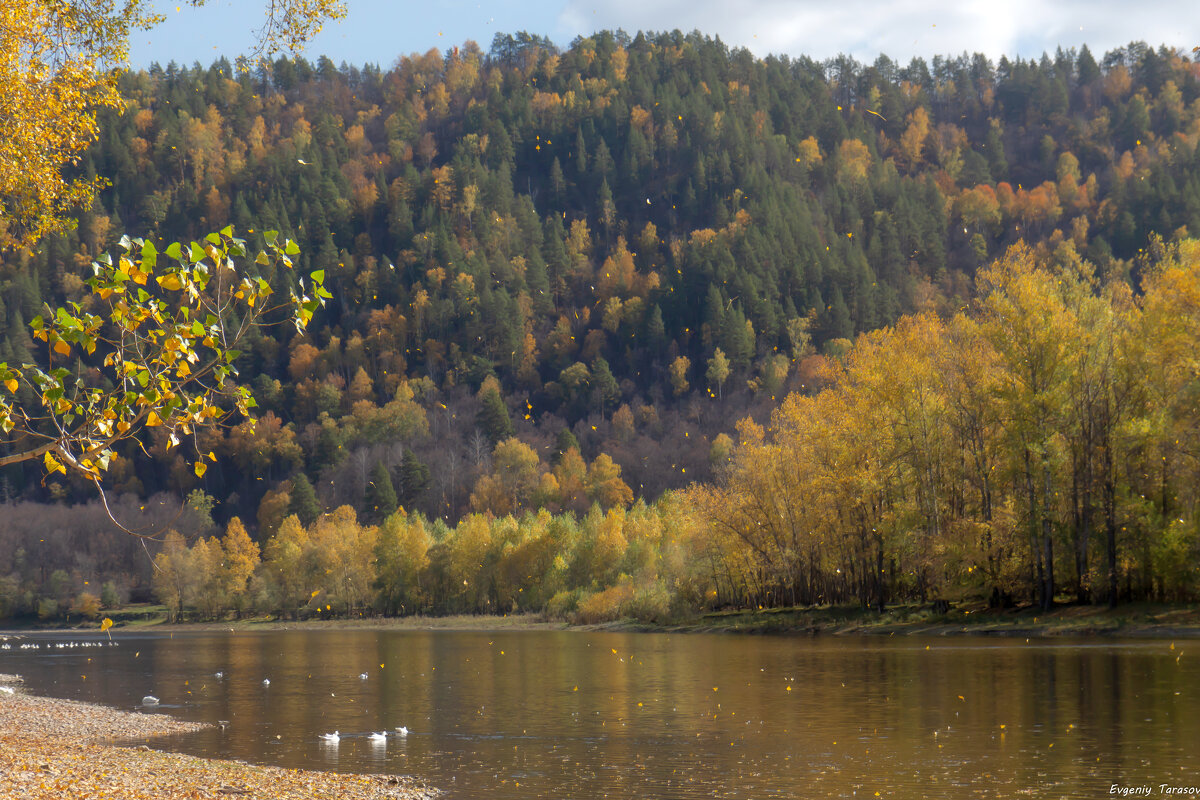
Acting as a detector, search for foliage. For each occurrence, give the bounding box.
[0,0,345,246]
[10,32,1200,617]
[695,239,1200,610]
[0,228,326,495]
[6,34,1200,528]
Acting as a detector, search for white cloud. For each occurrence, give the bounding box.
[555,0,1199,62]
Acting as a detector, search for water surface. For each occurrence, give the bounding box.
[1,629,1197,798]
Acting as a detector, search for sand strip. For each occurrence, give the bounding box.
[0,674,437,799]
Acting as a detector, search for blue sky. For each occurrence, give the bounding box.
[129,0,1198,69]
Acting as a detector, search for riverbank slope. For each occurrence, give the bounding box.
[642,601,1200,637]
[0,674,436,800]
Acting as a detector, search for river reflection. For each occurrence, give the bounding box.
[2,629,1197,799]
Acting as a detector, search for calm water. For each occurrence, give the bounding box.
[1,629,1197,798]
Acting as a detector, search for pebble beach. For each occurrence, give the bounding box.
[0,674,438,800]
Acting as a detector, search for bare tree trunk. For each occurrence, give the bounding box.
[1041,456,1055,611]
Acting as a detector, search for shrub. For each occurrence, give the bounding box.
[100,581,121,609]
[546,588,583,619]
[0,576,18,619]
[622,579,673,624]
[72,592,102,620]
[1154,520,1200,601]
[37,598,59,621]
[573,582,635,624]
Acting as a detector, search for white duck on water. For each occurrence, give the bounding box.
[319,731,340,743]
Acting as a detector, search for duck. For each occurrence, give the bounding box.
[369,731,388,743]
[359,672,369,680]
[394,725,409,736]
[319,731,340,743]
[142,695,159,705]
[262,678,270,686]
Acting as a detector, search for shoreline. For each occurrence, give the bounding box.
[647,601,1200,639]
[8,601,1200,639]
[0,673,437,800]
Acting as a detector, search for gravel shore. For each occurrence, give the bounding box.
[0,673,438,800]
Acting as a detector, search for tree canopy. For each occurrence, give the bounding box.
[0,0,345,246]
[0,1,340,492]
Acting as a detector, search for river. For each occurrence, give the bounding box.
[1,628,1196,798]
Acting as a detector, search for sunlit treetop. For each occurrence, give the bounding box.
[0,0,345,247]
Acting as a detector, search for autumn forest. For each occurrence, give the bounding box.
[2,31,1200,623]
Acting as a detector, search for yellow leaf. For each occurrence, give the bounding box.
[146,411,163,427]
[311,589,320,598]
[159,273,183,291]
[100,618,113,632]
[3,378,16,393]
[207,451,217,462]
[194,461,207,478]
[53,339,71,356]
[43,451,65,475]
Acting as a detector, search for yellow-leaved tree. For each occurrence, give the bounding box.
[0,1,343,498]
[0,228,329,493]
[0,0,346,247]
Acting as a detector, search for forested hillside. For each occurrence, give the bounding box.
[4,32,1200,619]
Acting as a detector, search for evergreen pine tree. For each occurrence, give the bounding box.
[289,473,321,526]
[554,428,581,463]
[477,386,515,445]
[365,461,398,519]
[591,356,620,413]
[398,448,431,508]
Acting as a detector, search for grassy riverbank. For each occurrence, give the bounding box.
[646,600,1200,638]
[9,600,1200,638]
[0,674,436,800]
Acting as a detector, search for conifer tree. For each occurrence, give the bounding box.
[398,448,431,507]
[365,461,399,519]
[477,386,515,445]
[591,356,620,413]
[289,473,321,527]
